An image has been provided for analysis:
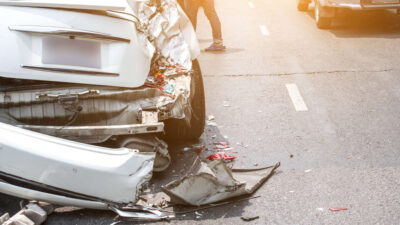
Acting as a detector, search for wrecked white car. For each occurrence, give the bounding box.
[0,0,204,219]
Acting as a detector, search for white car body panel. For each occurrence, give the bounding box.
[0,0,127,10]
[0,5,153,88]
[0,122,155,204]
[0,1,200,88]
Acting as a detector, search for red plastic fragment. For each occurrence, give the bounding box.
[207,152,236,161]
[329,207,348,212]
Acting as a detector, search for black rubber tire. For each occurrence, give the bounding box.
[315,0,332,29]
[297,0,309,11]
[164,59,206,141]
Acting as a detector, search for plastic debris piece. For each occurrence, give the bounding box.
[241,216,259,221]
[195,211,202,219]
[329,207,348,212]
[162,158,280,206]
[162,83,175,94]
[223,101,230,107]
[183,147,192,152]
[304,169,312,173]
[0,213,10,224]
[207,152,236,161]
[206,121,218,126]
[208,115,215,121]
[316,208,324,211]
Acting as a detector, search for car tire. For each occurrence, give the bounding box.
[164,59,206,141]
[297,0,309,11]
[315,0,332,29]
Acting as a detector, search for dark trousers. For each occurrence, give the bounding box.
[186,0,223,44]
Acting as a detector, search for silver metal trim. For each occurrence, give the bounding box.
[9,25,130,43]
[21,65,119,76]
[18,123,165,137]
[327,2,400,9]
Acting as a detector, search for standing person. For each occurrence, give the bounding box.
[186,0,226,51]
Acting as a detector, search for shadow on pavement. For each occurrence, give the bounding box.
[305,8,400,38]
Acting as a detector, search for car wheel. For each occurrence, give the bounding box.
[297,0,309,11]
[164,59,206,141]
[315,0,332,29]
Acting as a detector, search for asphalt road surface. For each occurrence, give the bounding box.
[1,0,400,224]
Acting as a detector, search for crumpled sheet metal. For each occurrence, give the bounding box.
[128,0,196,70]
[162,158,280,206]
[0,122,155,205]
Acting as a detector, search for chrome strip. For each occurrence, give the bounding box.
[21,65,119,76]
[9,25,130,43]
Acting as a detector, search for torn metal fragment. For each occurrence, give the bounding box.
[162,158,280,206]
[108,205,173,221]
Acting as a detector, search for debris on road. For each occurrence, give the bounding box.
[1,202,54,225]
[214,141,230,149]
[162,158,280,206]
[109,205,173,221]
[207,152,237,161]
[304,169,312,173]
[241,216,260,221]
[194,211,203,219]
[206,121,218,126]
[0,213,10,224]
[329,207,348,212]
[223,101,230,107]
[208,115,215,121]
[183,144,205,155]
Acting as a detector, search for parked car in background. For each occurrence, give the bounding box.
[297,0,400,28]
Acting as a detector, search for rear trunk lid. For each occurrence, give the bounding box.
[0,3,153,88]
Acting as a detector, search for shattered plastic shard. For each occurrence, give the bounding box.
[207,152,236,161]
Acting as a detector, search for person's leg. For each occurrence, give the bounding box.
[186,0,201,30]
[202,0,223,44]
[177,0,185,11]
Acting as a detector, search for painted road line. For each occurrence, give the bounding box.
[285,83,308,111]
[259,25,269,36]
[248,1,255,8]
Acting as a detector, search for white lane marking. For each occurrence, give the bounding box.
[285,83,308,111]
[248,1,255,8]
[259,25,269,36]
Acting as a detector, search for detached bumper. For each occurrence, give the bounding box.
[0,122,155,207]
